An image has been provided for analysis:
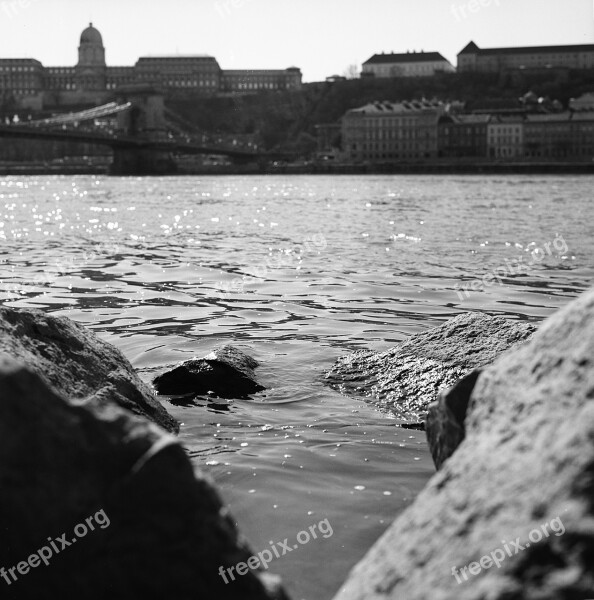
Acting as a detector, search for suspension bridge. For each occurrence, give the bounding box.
[0,86,280,174]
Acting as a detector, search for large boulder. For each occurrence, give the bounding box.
[0,307,177,433]
[333,288,594,600]
[325,312,535,423]
[0,357,287,600]
[153,345,265,399]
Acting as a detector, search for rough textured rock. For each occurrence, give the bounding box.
[325,312,535,423]
[153,345,265,399]
[333,289,594,600]
[0,357,287,600]
[426,369,482,469]
[0,307,178,433]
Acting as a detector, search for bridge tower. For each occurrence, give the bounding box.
[110,84,177,175]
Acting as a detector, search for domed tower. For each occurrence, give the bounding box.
[76,23,107,92]
[78,23,105,67]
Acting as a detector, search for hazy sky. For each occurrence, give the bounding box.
[1,0,593,82]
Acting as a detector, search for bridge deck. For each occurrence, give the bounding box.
[0,125,261,159]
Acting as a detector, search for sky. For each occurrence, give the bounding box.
[0,0,593,82]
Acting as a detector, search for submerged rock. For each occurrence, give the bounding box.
[0,358,287,600]
[333,288,594,600]
[325,312,535,423]
[0,307,178,433]
[153,345,265,399]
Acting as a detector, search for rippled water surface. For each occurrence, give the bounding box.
[1,175,593,599]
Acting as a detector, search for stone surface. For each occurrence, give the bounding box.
[0,306,178,433]
[426,369,482,469]
[333,289,594,600]
[153,345,265,399]
[0,358,287,600]
[325,312,535,423]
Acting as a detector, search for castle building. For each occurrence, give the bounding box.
[0,23,302,109]
[457,41,594,73]
[362,51,455,78]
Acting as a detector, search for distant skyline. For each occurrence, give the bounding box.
[0,0,593,82]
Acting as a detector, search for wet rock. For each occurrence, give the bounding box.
[325,312,535,423]
[153,345,265,399]
[333,289,594,600]
[0,357,287,600]
[426,369,482,469]
[0,306,178,433]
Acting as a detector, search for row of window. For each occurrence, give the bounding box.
[348,140,594,158]
[352,152,434,160]
[359,118,436,127]
[164,79,218,87]
[0,66,39,72]
[349,148,594,161]
[356,131,434,140]
[526,148,594,157]
[137,68,220,76]
[227,82,288,90]
[0,76,40,83]
[353,143,435,151]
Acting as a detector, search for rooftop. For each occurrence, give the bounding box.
[441,114,491,124]
[364,51,450,65]
[136,55,217,61]
[348,99,445,115]
[459,41,594,56]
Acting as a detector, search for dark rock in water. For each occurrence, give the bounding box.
[153,345,265,399]
[400,422,426,431]
[0,307,178,433]
[333,288,594,600]
[325,312,535,422]
[426,369,482,469]
[0,358,287,600]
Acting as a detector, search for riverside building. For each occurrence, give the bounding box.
[341,100,445,162]
[341,104,594,163]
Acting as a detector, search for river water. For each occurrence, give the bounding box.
[1,174,593,600]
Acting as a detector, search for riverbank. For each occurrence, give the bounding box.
[1,160,594,176]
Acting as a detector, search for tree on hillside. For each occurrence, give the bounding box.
[343,64,360,79]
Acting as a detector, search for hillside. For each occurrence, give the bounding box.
[167,70,594,152]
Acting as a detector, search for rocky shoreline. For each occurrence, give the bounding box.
[334,289,594,600]
[1,290,593,598]
[0,307,285,600]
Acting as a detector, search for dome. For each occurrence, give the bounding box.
[80,23,103,46]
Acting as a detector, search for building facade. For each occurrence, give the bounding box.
[220,68,302,93]
[362,51,455,78]
[458,41,594,73]
[134,56,221,93]
[342,104,594,163]
[438,114,490,158]
[0,23,302,109]
[342,100,445,162]
[524,113,594,159]
[487,115,525,158]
